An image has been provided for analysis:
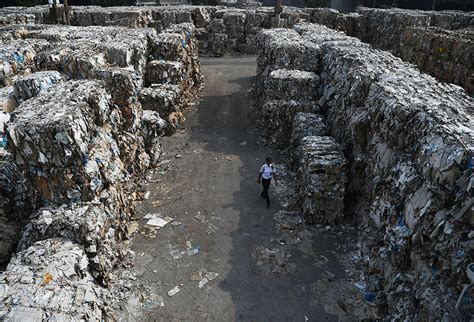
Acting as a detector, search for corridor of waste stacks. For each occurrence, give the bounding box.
[119,56,368,320]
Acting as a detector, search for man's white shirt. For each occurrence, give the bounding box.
[260,164,274,180]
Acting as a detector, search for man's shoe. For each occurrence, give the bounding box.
[266,202,270,208]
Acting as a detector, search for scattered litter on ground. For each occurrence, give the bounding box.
[167,285,181,297]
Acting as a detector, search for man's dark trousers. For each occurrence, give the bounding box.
[261,178,271,205]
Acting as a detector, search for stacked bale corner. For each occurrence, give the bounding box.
[298,136,347,225]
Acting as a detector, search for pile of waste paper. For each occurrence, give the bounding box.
[0,20,203,319]
[257,21,473,320]
[298,136,347,224]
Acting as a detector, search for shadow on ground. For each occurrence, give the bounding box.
[125,56,365,321]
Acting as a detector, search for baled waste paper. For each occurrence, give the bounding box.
[290,112,327,166]
[0,238,106,321]
[263,69,319,102]
[18,202,128,285]
[298,136,346,225]
[13,70,62,103]
[261,100,320,149]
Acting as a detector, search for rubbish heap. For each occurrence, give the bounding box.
[298,136,347,225]
[257,21,474,320]
[7,80,143,207]
[0,19,203,319]
[18,202,127,285]
[290,112,326,165]
[354,7,474,94]
[399,26,473,94]
[13,71,63,103]
[0,238,106,320]
[2,4,471,91]
[261,100,320,149]
[256,28,347,227]
[263,69,319,102]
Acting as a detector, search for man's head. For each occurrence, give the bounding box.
[266,157,272,165]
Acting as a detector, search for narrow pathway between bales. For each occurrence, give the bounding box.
[118,56,374,321]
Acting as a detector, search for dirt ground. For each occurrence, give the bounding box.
[114,56,377,321]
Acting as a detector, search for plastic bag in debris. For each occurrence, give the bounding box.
[261,100,320,149]
[298,136,346,225]
[0,238,105,321]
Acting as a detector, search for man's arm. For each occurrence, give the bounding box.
[257,171,262,184]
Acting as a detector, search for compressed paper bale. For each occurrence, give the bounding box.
[18,24,153,83]
[263,69,319,101]
[18,202,124,284]
[6,80,125,205]
[0,86,17,112]
[243,32,261,54]
[223,11,246,40]
[139,84,185,135]
[355,7,431,54]
[281,11,301,28]
[34,45,108,80]
[210,18,226,34]
[13,70,63,103]
[428,10,474,30]
[298,136,346,225]
[0,238,105,321]
[261,100,320,148]
[0,156,32,220]
[308,7,340,28]
[91,67,143,107]
[101,38,147,71]
[0,13,35,26]
[175,10,192,24]
[191,7,212,28]
[291,112,327,151]
[149,32,187,62]
[151,9,176,30]
[0,39,42,86]
[256,28,321,90]
[148,25,202,96]
[400,26,474,94]
[208,33,228,56]
[288,22,474,320]
[145,60,185,87]
[245,11,271,32]
[0,213,20,267]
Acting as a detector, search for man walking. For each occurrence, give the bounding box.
[257,157,277,207]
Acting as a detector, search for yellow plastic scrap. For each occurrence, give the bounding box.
[40,272,53,286]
